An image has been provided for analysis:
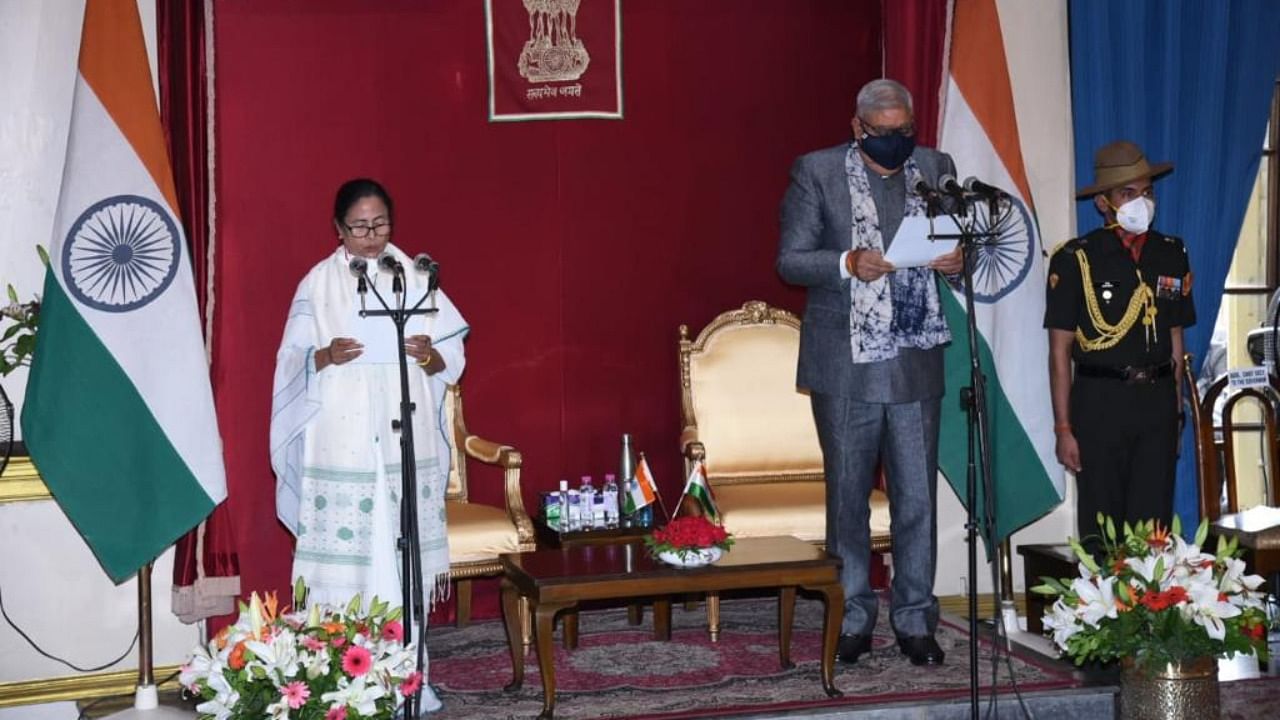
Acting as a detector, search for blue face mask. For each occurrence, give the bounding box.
[858,131,916,171]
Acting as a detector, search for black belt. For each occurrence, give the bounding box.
[1076,361,1173,384]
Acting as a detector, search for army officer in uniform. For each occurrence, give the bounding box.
[1045,140,1195,548]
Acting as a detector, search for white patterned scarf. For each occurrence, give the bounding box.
[270,244,468,612]
[845,145,951,363]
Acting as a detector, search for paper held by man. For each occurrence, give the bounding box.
[882,215,961,268]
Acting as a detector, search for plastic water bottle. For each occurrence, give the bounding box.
[579,475,596,528]
[567,490,584,531]
[602,473,619,529]
[557,479,570,534]
[591,492,606,529]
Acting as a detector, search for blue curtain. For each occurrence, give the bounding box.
[1069,0,1280,532]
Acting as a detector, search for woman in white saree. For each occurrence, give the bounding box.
[269,179,466,713]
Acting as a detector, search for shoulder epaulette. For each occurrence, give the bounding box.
[1050,237,1085,256]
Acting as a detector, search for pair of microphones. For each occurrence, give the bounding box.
[914,174,1009,203]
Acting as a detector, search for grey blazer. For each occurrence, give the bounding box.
[776,143,957,397]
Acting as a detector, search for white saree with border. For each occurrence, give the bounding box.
[270,243,467,616]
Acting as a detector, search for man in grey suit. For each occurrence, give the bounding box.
[777,78,961,666]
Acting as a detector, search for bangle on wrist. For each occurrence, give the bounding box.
[1054,422,1072,434]
[417,350,434,369]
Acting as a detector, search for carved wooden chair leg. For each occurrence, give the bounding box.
[455,578,472,627]
[520,595,533,652]
[706,591,721,642]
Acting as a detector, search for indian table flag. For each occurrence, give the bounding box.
[20,0,226,582]
[678,461,719,521]
[623,454,659,515]
[935,0,1064,543]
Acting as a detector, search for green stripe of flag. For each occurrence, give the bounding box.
[22,277,214,581]
[938,290,1060,544]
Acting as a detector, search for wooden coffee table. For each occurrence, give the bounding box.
[500,536,844,719]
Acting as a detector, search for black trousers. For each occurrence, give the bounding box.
[1070,373,1179,550]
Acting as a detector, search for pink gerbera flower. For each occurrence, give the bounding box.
[381,620,404,643]
[281,681,310,710]
[401,670,423,696]
[325,707,348,720]
[341,645,372,677]
[302,635,327,652]
[330,636,347,648]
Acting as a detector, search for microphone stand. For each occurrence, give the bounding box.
[355,264,438,719]
[929,197,998,720]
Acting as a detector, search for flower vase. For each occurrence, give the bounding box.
[657,546,722,568]
[1118,656,1219,720]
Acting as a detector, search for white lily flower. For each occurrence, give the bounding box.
[264,696,292,720]
[1071,575,1119,627]
[1124,555,1165,585]
[245,637,301,680]
[179,647,213,690]
[1186,584,1242,641]
[1042,598,1083,649]
[195,695,239,720]
[321,675,385,716]
[196,671,241,720]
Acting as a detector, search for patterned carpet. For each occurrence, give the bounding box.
[426,595,1078,719]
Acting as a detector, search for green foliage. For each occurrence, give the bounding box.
[1,246,47,376]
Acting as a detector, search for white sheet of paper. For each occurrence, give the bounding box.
[346,290,431,365]
[882,215,960,268]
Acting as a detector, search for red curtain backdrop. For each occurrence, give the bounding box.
[883,0,950,147]
[158,0,242,620]
[211,0,903,619]
[157,0,209,316]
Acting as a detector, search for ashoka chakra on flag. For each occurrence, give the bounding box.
[62,194,181,313]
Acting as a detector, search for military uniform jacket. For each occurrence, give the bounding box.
[1044,227,1196,367]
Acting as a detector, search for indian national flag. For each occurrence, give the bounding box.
[936,0,1064,542]
[678,461,719,522]
[623,455,658,515]
[20,0,226,582]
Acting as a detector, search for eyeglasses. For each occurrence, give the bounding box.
[343,221,392,238]
[859,119,915,138]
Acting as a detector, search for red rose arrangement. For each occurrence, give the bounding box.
[644,515,733,561]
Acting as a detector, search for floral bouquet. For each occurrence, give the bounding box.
[1032,514,1271,674]
[644,515,734,565]
[180,579,421,720]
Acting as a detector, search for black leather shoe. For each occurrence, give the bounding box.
[897,635,945,665]
[836,633,873,664]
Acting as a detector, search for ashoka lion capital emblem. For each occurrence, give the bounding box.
[518,0,590,83]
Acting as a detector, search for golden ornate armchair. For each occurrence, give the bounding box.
[678,301,892,638]
[679,300,892,546]
[442,385,536,627]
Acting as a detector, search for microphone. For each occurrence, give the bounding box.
[412,253,439,274]
[913,179,942,201]
[937,174,966,198]
[377,252,404,275]
[413,253,441,293]
[348,257,369,311]
[963,176,1009,200]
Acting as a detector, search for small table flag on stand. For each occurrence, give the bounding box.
[677,460,719,522]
